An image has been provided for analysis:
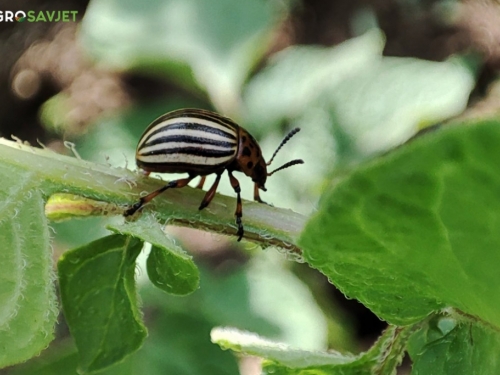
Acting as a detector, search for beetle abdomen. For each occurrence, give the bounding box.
[136,109,239,173]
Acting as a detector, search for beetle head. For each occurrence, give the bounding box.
[236,129,268,189]
[237,127,303,191]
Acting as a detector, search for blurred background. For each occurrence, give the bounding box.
[1,0,500,374]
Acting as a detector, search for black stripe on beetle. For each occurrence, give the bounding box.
[143,134,235,148]
[140,147,235,158]
[125,108,304,241]
[145,122,237,141]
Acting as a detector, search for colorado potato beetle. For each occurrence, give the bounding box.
[124,108,303,241]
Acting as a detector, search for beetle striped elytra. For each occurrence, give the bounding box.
[124,108,304,241]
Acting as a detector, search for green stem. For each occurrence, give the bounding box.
[0,138,306,253]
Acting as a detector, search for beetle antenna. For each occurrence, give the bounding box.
[267,159,304,176]
[267,128,301,166]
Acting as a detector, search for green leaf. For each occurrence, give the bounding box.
[8,341,134,375]
[108,213,200,295]
[408,315,500,375]
[137,306,240,375]
[242,251,329,349]
[326,57,474,159]
[211,325,414,374]
[80,0,282,113]
[244,30,474,165]
[39,93,72,134]
[45,193,122,221]
[299,119,500,328]
[0,182,57,367]
[58,234,147,373]
[146,245,197,295]
[197,251,332,349]
[9,346,81,375]
[244,30,385,130]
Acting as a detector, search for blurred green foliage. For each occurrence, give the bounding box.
[2,0,498,374]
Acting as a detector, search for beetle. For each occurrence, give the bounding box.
[124,108,303,241]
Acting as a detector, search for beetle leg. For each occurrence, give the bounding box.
[124,175,195,216]
[253,183,272,206]
[195,176,206,189]
[228,171,244,241]
[199,173,221,210]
